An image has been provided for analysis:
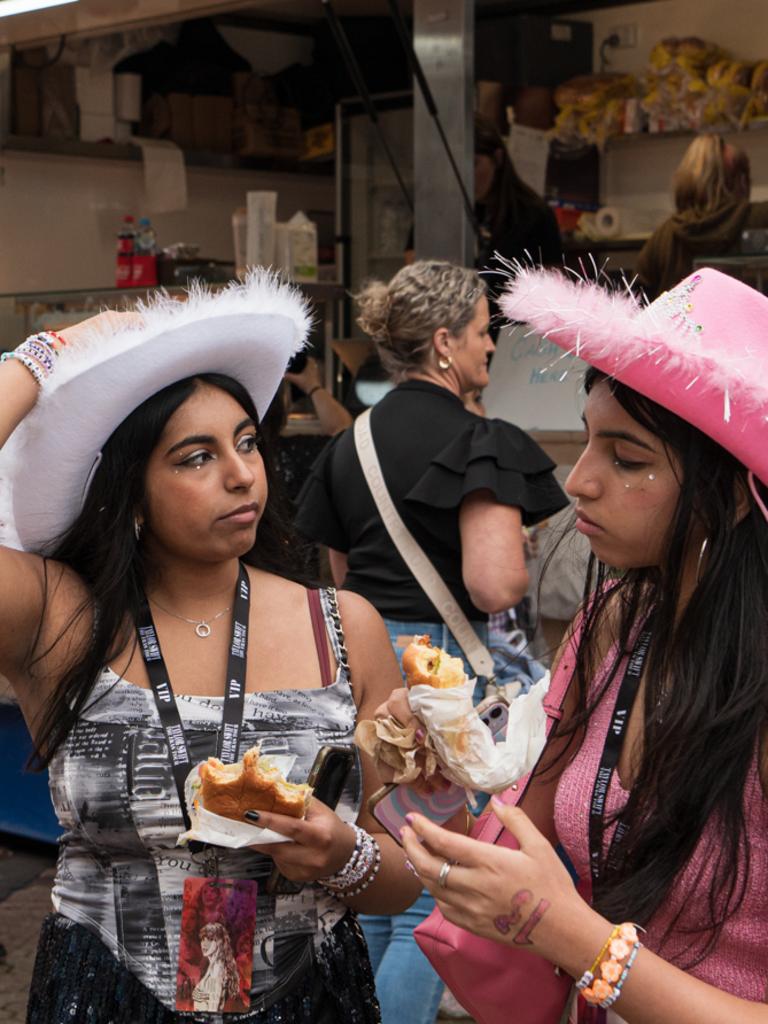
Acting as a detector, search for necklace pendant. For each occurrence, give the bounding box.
[195,621,212,639]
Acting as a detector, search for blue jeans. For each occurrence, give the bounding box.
[360,618,488,1024]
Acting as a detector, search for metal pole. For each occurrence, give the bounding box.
[413,0,474,265]
[386,0,479,241]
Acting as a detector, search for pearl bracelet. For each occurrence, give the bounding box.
[318,825,381,897]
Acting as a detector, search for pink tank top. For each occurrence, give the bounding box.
[554,639,768,1004]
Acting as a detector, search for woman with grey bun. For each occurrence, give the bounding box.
[295,259,567,1024]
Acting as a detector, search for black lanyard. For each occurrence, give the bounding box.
[136,563,250,832]
[588,624,653,887]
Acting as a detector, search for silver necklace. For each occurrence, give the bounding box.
[151,599,231,639]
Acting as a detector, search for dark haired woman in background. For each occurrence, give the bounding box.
[474,113,562,277]
[0,276,419,1023]
[405,116,562,336]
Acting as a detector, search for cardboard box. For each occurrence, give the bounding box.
[13,66,41,136]
[192,95,233,153]
[167,93,194,150]
[40,64,77,139]
[234,106,302,160]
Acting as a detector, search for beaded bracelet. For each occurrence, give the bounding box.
[1,349,47,386]
[34,330,68,351]
[318,825,382,897]
[0,331,66,388]
[319,825,371,890]
[575,924,621,992]
[341,842,381,896]
[601,940,642,1009]
[581,923,640,1007]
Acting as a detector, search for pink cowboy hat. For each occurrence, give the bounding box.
[499,266,768,517]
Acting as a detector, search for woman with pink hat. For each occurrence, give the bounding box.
[380,266,768,1022]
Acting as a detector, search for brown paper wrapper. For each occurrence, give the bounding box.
[355,716,441,784]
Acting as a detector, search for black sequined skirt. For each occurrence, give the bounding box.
[27,912,381,1024]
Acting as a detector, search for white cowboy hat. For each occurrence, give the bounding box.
[0,270,311,554]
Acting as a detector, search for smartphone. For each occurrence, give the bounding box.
[307,745,357,809]
[369,699,509,844]
[265,745,356,895]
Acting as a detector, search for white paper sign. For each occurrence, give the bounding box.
[483,322,588,431]
[506,124,550,197]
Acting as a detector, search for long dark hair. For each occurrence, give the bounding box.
[475,113,547,243]
[30,373,314,769]
[549,366,768,965]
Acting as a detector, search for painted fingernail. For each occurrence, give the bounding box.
[244,810,261,823]
[405,859,417,875]
[415,728,426,743]
[404,813,414,825]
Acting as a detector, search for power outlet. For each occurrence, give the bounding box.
[611,23,638,48]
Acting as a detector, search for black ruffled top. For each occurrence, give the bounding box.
[294,380,567,621]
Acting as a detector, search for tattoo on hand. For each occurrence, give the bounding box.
[493,889,531,935]
[513,897,550,946]
[492,888,550,947]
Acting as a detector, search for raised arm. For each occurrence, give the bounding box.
[284,357,352,436]
[0,313,137,684]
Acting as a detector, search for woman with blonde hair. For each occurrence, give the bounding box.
[637,132,768,298]
[295,259,567,1024]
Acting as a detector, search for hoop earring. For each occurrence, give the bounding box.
[438,355,452,371]
[134,518,142,542]
[695,536,709,583]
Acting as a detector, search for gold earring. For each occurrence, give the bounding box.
[438,355,452,371]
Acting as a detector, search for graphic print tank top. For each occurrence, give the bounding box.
[47,588,362,1012]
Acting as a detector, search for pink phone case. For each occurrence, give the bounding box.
[371,701,509,842]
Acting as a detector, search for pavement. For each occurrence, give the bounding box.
[0,836,57,1024]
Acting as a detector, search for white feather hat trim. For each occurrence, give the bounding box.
[0,269,312,553]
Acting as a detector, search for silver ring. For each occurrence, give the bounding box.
[437,860,453,889]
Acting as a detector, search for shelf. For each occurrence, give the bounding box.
[605,125,768,149]
[1,135,333,177]
[1,282,347,305]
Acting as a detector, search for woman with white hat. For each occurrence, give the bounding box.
[381,266,768,1022]
[0,272,420,1022]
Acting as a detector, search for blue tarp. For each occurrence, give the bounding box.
[0,703,61,844]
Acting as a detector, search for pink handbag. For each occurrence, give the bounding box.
[414,638,579,1024]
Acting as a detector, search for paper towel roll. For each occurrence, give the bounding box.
[135,137,188,214]
[594,207,622,239]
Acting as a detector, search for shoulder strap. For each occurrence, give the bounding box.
[354,408,495,679]
[306,588,333,687]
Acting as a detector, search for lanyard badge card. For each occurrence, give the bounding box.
[135,564,259,1013]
